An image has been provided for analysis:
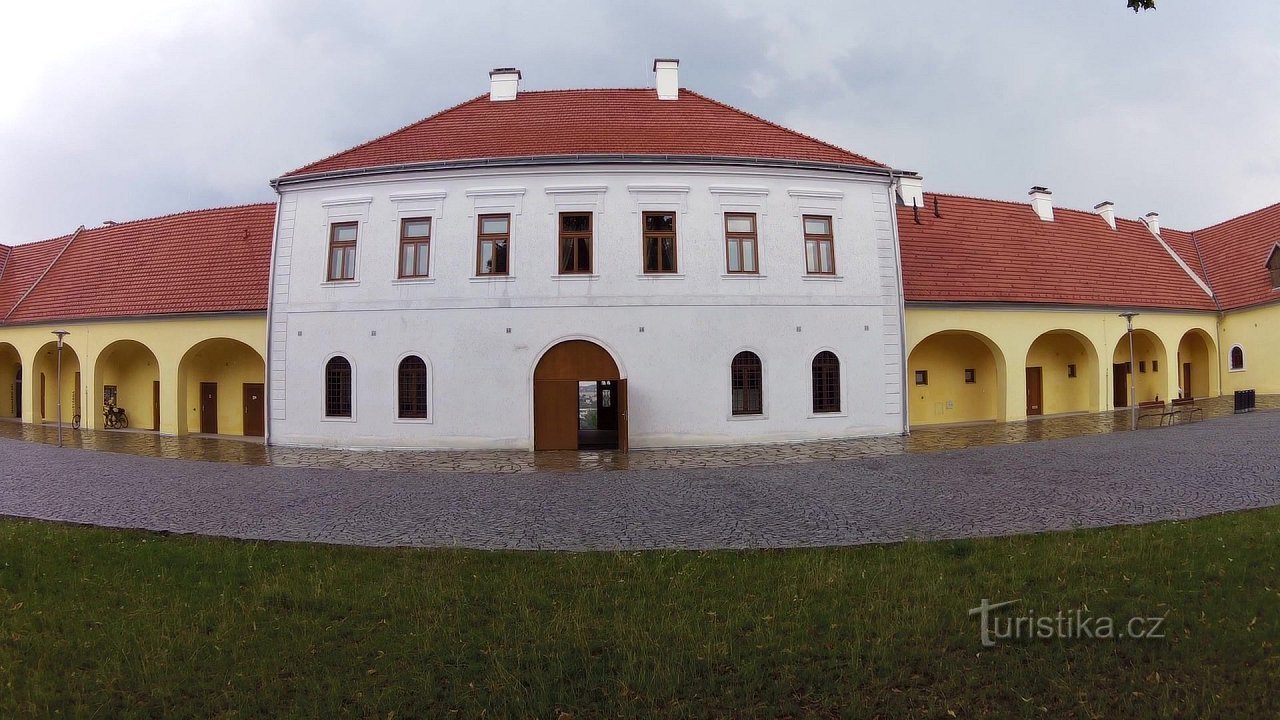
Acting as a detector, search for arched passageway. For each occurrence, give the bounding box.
[1176,330,1216,399]
[908,331,1005,426]
[177,339,265,436]
[33,341,81,426]
[533,340,626,451]
[1024,330,1099,416]
[94,340,161,431]
[0,343,20,419]
[1111,330,1167,407]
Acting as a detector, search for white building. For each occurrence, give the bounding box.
[266,61,916,450]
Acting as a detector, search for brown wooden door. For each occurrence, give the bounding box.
[533,380,577,450]
[1182,363,1192,399]
[243,383,265,437]
[617,378,628,453]
[1025,366,1043,416]
[1113,363,1129,408]
[152,381,161,431]
[200,382,218,434]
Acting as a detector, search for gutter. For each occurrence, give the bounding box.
[263,193,284,447]
[886,174,911,436]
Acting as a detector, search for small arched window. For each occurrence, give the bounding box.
[1230,345,1245,371]
[398,356,428,419]
[325,356,353,418]
[731,351,763,416]
[811,351,841,413]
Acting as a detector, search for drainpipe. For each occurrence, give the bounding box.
[887,176,911,435]
[263,193,285,447]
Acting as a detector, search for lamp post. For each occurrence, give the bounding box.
[1118,312,1139,431]
[51,330,70,447]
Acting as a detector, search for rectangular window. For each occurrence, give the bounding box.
[642,212,678,274]
[914,370,928,386]
[1139,361,1147,373]
[398,218,431,278]
[964,368,976,384]
[327,222,358,281]
[476,214,511,276]
[724,213,759,274]
[803,215,835,275]
[558,212,593,274]
[1067,363,1077,378]
[1152,360,1159,373]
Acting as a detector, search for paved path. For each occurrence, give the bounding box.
[2,410,1278,550]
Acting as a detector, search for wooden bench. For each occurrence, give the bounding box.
[1171,397,1204,423]
[1137,400,1179,427]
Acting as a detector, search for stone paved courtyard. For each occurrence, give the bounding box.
[1,401,1277,550]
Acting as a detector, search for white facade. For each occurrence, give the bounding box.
[268,163,907,449]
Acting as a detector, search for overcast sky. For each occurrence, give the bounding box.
[2,1,1277,245]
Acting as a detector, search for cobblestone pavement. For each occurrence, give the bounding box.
[1,394,1274,473]
[1,407,1278,550]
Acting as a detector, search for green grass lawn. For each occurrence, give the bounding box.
[1,512,1278,719]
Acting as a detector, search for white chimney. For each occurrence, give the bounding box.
[1094,201,1116,230]
[489,67,521,102]
[1143,212,1160,236]
[653,58,679,100]
[1028,186,1053,222]
[897,175,924,208]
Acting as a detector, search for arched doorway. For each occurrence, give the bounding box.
[1176,329,1216,399]
[533,340,626,451]
[1111,330,1167,407]
[33,341,81,426]
[907,331,1005,426]
[1024,330,1099,416]
[178,338,266,436]
[0,343,20,419]
[95,340,161,431]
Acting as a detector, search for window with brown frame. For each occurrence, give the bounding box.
[324,356,352,418]
[803,215,835,274]
[724,213,759,274]
[1230,346,1245,371]
[811,351,840,413]
[476,214,511,276]
[399,218,431,278]
[327,222,358,281]
[559,213,593,274]
[397,355,428,419]
[731,351,763,416]
[1269,246,1280,288]
[642,211,678,274]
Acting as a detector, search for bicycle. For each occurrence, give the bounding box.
[103,403,129,430]
[72,413,81,429]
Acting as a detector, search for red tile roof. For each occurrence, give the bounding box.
[1191,202,1280,311]
[898,193,1218,311]
[1,204,275,325]
[282,89,886,179]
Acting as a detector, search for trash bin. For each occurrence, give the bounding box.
[1235,389,1257,414]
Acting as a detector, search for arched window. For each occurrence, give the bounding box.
[1230,345,1245,371]
[811,351,841,413]
[731,351,763,416]
[398,356,428,419]
[324,356,352,418]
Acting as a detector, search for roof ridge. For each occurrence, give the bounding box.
[1192,200,1280,234]
[81,202,277,234]
[680,88,884,168]
[4,226,83,323]
[924,191,1188,230]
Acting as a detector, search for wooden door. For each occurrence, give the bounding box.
[617,378,628,453]
[152,381,161,431]
[200,382,218,434]
[533,380,577,450]
[1182,362,1192,399]
[1113,363,1128,408]
[1025,367,1043,416]
[243,383,265,437]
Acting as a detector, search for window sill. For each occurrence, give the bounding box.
[720,273,766,279]
[469,275,517,283]
[394,417,433,425]
[1229,368,1247,373]
[635,273,685,280]
[321,280,360,288]
[727,413,767,422]
[808,411,847,419]
[321,416,357,423]
[801,274,844,282]
[551,274,599,282]
[392,277,436,285]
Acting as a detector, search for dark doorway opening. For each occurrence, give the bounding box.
[200,382,218,434]
[1025,366,1043,416]
[1113,363,1129,408]
[577,380,620,449]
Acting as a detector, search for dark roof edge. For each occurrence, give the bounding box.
[271,154,906,189]
[0,309,267,329]
[904,300,1220,315]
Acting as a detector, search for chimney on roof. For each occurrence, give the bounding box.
[1143,212,1160,236]
[489,67,521,102]
[896,175,924,208]
[1028,186,1053,222]
[653,58,679,100]
[1094,201,1116,230]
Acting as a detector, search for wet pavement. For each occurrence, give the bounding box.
[0,394,1273,473]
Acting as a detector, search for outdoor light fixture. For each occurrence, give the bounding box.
[1118,312,1139,431]
[51,330,70,447]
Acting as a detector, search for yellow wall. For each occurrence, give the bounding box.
[908,332,1001,424]
[178,339,265,436]
[0,315,265,436]
[906,305,1220,427]
[1220,302,1280,394]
